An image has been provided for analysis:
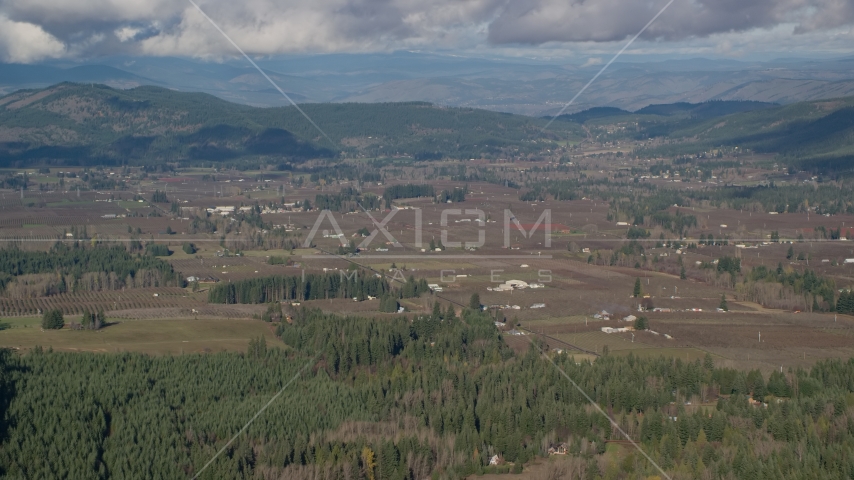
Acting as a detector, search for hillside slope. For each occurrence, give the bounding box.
[0,83,581,166]
[640,97,854,172]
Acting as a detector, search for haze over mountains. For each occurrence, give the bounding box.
[3,53,854,116]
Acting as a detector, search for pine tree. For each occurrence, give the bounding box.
[719,294,728,311]
[469,293,481,310]
[633,277,642,298]
[445,303,457,321]
[41,309,64,329]
[703,353,714,370]
[696,428,707,445]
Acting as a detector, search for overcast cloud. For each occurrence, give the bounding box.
[0,0,852,62]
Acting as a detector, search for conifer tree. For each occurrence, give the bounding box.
[445,303,457,321]
[469,293,481,310]
[41,309,63,329]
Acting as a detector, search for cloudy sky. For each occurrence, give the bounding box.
[0,0,853,63]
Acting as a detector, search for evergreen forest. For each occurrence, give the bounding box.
[1,308,854,479]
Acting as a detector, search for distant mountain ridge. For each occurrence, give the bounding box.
[3,53,854,116]
[0,64,152,90]
[550,100,778,124]
[635,100,776,119]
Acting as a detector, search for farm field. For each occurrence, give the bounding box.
[0,316,277,354]
[0,155,853,372]
[0,287,207,316]
[552,331,654,354]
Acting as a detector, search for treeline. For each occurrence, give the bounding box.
[522,177,628,204]
[748,265,836,311]
[437,186,467,203]
[648,211,697,234]
[207,271,390,304]
[377,275,431,313]
[603,183,854,235]
[520,179,583,202]
[144,244,171,256]
[0,243,182,295]
[838,291,854,315]
[398,275,430,299]
[69,310,105,330]
[0,172,29,190]
[681,184,854,216]
[382,184,434,208]
[315,187,381,212]
[3,308,854,479]
[150,189,168,203]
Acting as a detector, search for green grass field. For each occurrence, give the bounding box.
[30,176,60,183]
[240,248,299,258]
[523,315,591,328]
[554,331,651,354]
[117,200,149,209]
[0,317,278,354]
[46,200,93,207]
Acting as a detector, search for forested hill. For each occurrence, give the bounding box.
[0,83,581,167]
[636,96,854,173]
[550,100,777,125]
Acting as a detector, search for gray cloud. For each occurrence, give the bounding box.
[487,0,854,44]
[0,0,851,62]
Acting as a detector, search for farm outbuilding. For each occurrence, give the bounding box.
[488,279,530,292]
